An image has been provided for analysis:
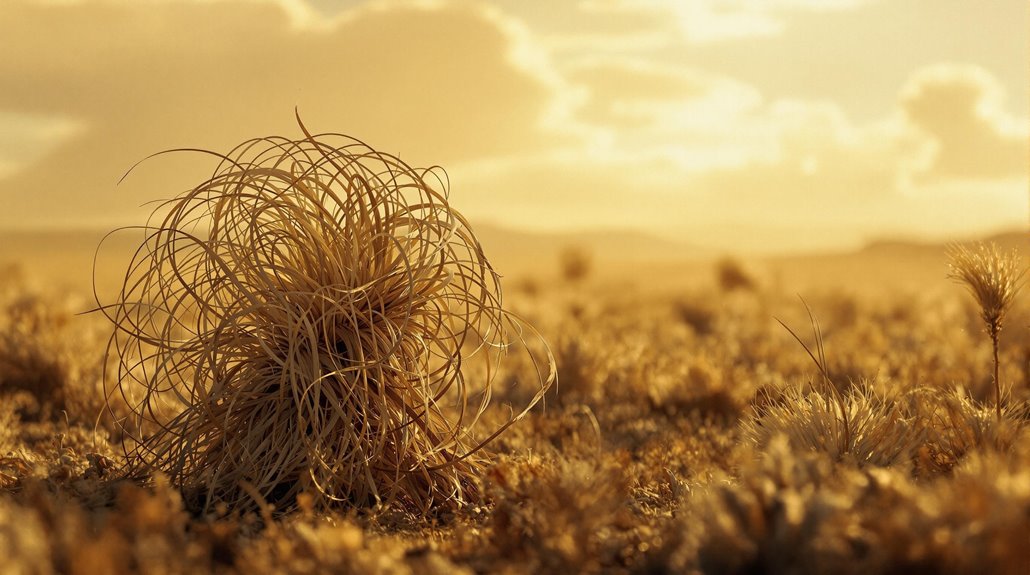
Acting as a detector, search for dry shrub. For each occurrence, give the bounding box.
[99,119,554,515]
[864,447,1030,574]
[742,384,924,468]
[558,246,591,284]
[715,257,756,293]
[1,473,469,575]
[485,455,634,574]
[646,356,749,423]
[920,446,1030,574]
[552,336,599,404]
[0,496,51,575]
[236,516,469,575]
[0,476,205,575]
[758,300,924,468]
[671,438,855,574]
[673,298,717,337]
[923,387,1029,473]
[0,290,109,426]
[658,436,1030,574]
[0,294,72,418]
[816,291,859,336]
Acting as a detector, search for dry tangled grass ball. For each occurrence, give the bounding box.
[98,118,554,515]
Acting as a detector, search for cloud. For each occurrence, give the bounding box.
[0,0,574,227]
[565,58,759,131]
[556,58,766,173]
[0,111,83,179]
[454,99,896,247]
[901,64,1028,180]
[453,64,1027,253]
[0,1,1024,253]
[579,0,874,44]
[25,0,318,26]
[692,101,900,201]
[569,58,709,106]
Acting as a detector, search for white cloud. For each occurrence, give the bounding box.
[579,0,875,43]
[0,112,83,179]
[901,63,1029,180]
[453,62,1026,253]
[0,1,1023,253]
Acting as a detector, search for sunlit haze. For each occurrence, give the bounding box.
[1,0,1026,254]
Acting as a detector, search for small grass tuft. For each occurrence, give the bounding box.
[743,384,924,468]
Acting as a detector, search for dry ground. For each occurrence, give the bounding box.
[0,233,1029,574]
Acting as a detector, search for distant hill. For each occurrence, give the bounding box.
[0,226,1024,295]
[0,224,704,294]
[763,229,1029,293]
[0,228,140,297]
[473,223,703,272]
[861,231,1028,257]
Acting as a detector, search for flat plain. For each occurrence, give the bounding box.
[0,228,1027,575]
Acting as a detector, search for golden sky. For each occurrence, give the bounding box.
[0,0,1026,253]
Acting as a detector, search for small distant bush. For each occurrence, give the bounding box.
[674,299,717,337]
[716,257,756,293]
[559,247,592,284]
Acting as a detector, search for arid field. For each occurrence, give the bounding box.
[0,228,1028,575]
[1,0,1026,573]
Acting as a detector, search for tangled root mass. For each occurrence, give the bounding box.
[99,118,554,514]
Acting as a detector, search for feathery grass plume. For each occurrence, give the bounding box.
[97,115,554,515]
[946,241,1025,421]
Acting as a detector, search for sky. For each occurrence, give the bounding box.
[0,0,1026,253]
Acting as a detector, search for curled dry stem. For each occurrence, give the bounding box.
[95,115,555,515]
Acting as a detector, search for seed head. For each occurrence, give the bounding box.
[946,241,1025,333]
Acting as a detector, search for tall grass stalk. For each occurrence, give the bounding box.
[947,242,1025,422]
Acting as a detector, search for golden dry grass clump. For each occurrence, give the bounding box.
[99,119,553,515]
[742,384,924,468]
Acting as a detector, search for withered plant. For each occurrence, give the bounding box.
[947,242,1025,421]
[97,116,554,515]
[757,299,923,466]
